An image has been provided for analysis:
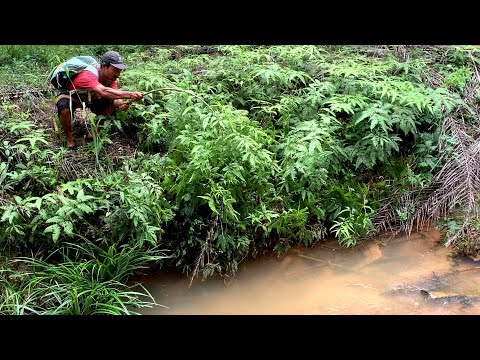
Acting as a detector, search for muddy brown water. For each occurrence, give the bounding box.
[138,230,480,315]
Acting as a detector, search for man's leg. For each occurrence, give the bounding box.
[56,96,79,149]
[59,108,76,148]
[87,98,116,139]
[89,98,116,116]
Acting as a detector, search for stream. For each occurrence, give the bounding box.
[138,230,480,315]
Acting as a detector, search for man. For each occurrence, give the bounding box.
[54,50,144,149]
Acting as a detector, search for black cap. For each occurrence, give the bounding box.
[101,51,128,70]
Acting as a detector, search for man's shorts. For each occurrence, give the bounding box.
[55,91,115,118]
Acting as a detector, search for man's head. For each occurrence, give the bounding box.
[101,51,128,70]
[99,51,127,86]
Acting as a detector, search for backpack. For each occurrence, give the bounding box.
[48,55,99,92]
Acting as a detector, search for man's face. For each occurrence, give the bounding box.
[100,63,122,85]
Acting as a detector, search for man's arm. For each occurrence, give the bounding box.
[91,83,143,101]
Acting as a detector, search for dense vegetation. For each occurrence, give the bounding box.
[1,45,480,314]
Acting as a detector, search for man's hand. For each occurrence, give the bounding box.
[118,102,130,111]
[129,91,144,102]
[114,99,130,111]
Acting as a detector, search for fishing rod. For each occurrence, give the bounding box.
[142,87,213,110]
